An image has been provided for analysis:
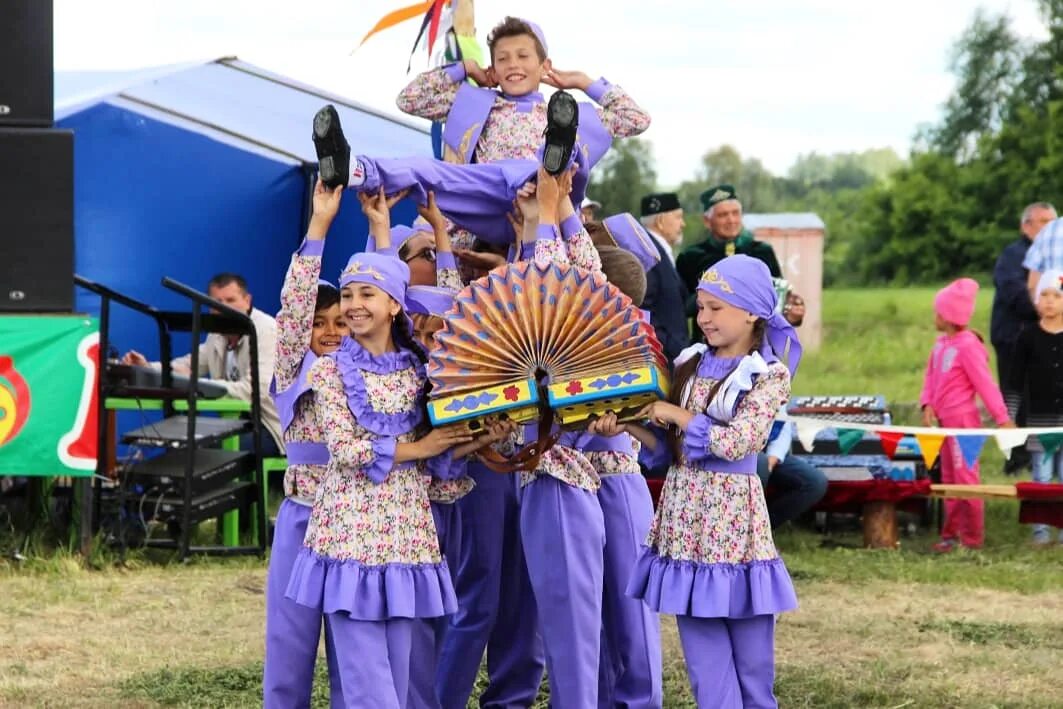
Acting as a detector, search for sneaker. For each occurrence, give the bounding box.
[931,540,957,554]
[313,104,351,189]
[542,90,578,176]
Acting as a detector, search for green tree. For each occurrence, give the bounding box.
[925,9,1022,161]
[587,138,657,217]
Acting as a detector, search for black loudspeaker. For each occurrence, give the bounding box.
[0,128,74,312]
[0,0,54,127]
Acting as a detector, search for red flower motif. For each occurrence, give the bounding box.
[503,385,520,401]
[566,380,584,395]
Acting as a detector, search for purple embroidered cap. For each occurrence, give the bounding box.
[697,254,803,375]
[365,222,434,253]
[318,278,337,289]
[339,251,410,308]
[405,285,456,317]
[602,213,660,272]
[519,18,548,54]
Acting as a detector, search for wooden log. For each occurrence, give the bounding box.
[929,484,1018,500]
[863,500,898,549]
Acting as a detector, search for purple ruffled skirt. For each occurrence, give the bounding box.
[285,548,458,621]
[625,547,797,619]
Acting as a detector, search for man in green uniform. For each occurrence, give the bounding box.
[676,184,782,296]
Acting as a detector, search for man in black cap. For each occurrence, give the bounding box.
[675,184,782,299]
[639,192,690,365]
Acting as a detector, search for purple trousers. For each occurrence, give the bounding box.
[264,498,343,708]
[359,151,587,246]
[597,475,662,709]
[408,502,463,709]
[520,475,606,709]
[329,613,415,709]
[435,464,545,709]
[675,614,778,709]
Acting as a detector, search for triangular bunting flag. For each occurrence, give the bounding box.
[1039,432,1063,457]
[915,433,946,468]
[877,431,904,459]
[837,428,864,455]
[994,429,1029,460]
[795,419,826,453]
[956,434,987,469]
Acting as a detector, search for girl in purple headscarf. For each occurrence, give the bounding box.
[283,192,513,708]
[596,254,802,708]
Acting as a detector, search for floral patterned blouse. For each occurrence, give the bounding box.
[396,65,650,165]
[304,346,447,566]
[646,358,791,566]
[273,239,330,502]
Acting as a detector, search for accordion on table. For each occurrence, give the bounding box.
[426,261,670,428]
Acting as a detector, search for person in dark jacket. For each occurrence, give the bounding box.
[638,192,690,366]
[991,200,1056,472]
[675,184,782,296]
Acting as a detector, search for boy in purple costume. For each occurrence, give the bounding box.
[264,179,348,707]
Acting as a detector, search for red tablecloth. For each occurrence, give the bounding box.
[1016,483,1063,527]
[814,479,932,512]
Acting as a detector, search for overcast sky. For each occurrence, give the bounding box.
[54,0,1050,186]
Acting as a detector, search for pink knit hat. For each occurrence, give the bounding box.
[934,278,979,326]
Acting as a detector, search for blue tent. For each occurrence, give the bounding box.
[56,57,430,360]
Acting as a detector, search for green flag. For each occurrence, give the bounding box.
[837,428,864,455]
[0,316,99,476]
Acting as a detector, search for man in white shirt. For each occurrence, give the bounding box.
[122,273,282,455]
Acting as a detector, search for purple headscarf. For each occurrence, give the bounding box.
[405,285,455,317]
[602,213,660,272]
[365,222,433,254]
[697,255,802,375]
[338,251,410,307]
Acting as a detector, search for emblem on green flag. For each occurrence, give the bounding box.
[0,316,99,476]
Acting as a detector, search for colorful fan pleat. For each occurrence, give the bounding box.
[427,261,669,426]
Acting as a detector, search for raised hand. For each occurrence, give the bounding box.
[464,60,498,88]
[416,191,447,233]
[515,181,538,221]
[454,248,506,273]
[542,68,592,91]
[308,179,344,239]
[535,167,561,223]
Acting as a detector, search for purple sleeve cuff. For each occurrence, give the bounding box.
[536,223,561,241]
[365,437,398,484]
[681,414,714,463]
[585,77,612,103]
[560,214,583,240]
[638,425,672,469]
[443,62,467,83]
[436,251,457,271]
[299,237,326,257]
[378,245,400,258]
[426,449,468,481]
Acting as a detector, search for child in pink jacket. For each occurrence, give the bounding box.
[920,278,1015,551]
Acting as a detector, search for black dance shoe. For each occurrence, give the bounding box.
[542,90,579,176]
[313,104,351,189]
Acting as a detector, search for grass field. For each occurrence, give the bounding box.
[3,287,1062,708]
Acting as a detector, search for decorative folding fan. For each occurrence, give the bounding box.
[427,261,670,428]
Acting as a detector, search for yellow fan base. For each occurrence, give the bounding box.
[426,261,668,427]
